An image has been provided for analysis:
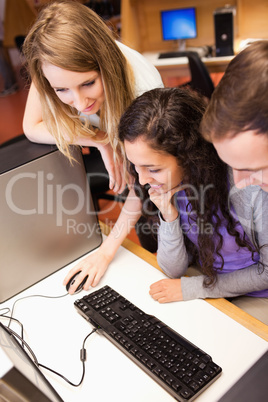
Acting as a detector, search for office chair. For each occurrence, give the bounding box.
[182,51,215,99]
[14,35,25,53]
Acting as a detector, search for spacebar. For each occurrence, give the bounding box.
[162,326,196,352]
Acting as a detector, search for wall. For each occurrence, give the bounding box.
[121,0,268,53]
[237,0,268,41]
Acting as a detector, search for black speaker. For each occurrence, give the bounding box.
[214,7,235,57]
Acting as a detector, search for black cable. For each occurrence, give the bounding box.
[4,326,39,365]
[1,292,69,338]
[2,323,98,387]
[0,313,24,337]
[38,328,98,387]
[0,307,10,316]
[9,292,69,328]
[1,292,68,342]
[0,292,98,387]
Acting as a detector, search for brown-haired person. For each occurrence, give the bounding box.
[200,40,268,321]
[22,0,163,293]
[201,40,268,192]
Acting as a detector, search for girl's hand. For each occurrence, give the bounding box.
[148,185,181,222]
[98,141,126,194]
[63,249,112,294]
[149,278,183,303]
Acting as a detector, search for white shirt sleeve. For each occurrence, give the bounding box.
[117,41,164,96]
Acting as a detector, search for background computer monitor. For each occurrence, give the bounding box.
[160,7,197,50]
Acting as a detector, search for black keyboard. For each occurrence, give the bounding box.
[74,285,222,401]
[158,51,189,59]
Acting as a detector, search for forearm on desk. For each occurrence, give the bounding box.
[24,119,107,148]
[156,213,268,300]
[181,263,268,300]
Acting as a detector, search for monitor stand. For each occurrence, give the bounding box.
[158,39,187,59]
[158,39,189,59]
[176,39,186,51]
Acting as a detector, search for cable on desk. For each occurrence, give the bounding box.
[4,325,39,365]
[8,292,69,328]
[38,328,98,387]
[1,293,99,387]
[0,309,25,338]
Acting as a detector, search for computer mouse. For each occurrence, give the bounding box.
[66,271,88,294]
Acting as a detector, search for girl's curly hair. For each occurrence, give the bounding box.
[118,87,256,286]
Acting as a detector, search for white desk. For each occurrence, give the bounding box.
[143,51,234,84]
[1,239,267,402]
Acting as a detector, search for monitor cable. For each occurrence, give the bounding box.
[0,292,99,387]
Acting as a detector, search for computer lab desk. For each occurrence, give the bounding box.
[1,222,267,402]
[142,52,234,83]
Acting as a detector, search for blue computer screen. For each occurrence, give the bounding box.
[161,8,197,41]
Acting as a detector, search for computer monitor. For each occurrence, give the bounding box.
[0,139,102,303]
[0,323,63,401]
[160,7,197,51]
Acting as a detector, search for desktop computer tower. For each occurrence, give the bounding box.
[214,6,235,57]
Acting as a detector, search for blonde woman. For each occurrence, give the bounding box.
[22,0,163,293]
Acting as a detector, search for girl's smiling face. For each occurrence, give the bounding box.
[42,62,105,115]
[124,136,183,192]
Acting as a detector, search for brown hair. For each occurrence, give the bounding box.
[201,40,268,141]
[23,0,135,160]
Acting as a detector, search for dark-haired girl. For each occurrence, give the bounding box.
[118,87,268,324]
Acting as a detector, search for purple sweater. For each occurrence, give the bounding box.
[156,184,268,299]
[178,190,268,297]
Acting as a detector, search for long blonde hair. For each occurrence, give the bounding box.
[23,0,135,160]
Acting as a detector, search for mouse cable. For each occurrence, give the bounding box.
[1,292,68,349]
[38,327,98,387]
[7,292,69,331]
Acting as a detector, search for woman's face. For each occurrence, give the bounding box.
[124,136,183,193]
[42,63,105,114]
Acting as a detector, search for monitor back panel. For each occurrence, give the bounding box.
[0,323,64,401]
[0,142,102,303]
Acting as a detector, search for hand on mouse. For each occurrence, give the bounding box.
[63,248,112,294]
[149,278,183,303]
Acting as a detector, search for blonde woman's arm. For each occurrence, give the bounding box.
[23,83,56,144]
[23,83,125,193]
[63,187,142,294]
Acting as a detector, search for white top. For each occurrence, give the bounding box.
[117,41,164,96]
